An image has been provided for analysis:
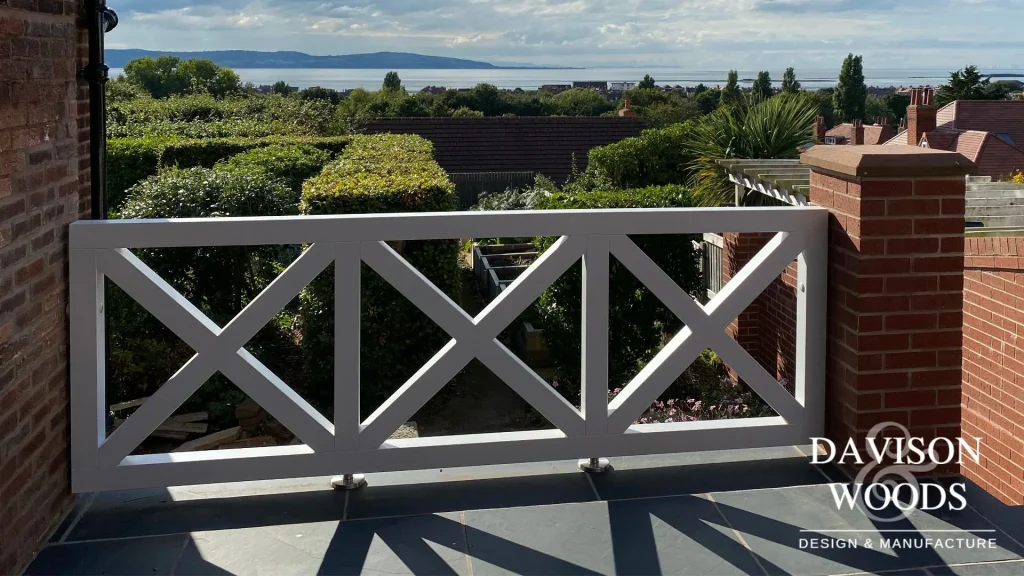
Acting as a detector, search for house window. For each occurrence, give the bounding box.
[824,136,838,145]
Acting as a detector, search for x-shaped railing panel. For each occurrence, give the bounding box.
[358,237,588,448]
[93,228,812,463]
[97,245,337,466]
[606,232,807,433]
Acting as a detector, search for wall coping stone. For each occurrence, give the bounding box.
[801,144,976,178]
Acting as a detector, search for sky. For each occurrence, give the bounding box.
[107,0,1024,69]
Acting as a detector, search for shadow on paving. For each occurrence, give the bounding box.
[27,456,1024,576]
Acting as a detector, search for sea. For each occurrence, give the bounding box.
[107,67,1022,92]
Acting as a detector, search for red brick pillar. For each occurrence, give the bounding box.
[801,145,973,472]
[0,1,89,573]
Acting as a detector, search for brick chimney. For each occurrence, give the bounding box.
[813,116,827,142]
[852,119,864,145]
[875,116,888,127]
[618,99,637,118]
[907,88,936,147]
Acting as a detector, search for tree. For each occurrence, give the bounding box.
[752,71,773,100]
[451,106,484,117]
[722,70,741,108]
[781,67,801,93]
[542,87,616,116]
[809,88,836,128]
[122,56,241,99]
[686,93,820,206]
[299,86,343,105]
[865,96,890,124]
[695,89,721,114]
[639,99,702,128]
[834,53,866,122]
[638,74,657,90]
[881,91,910,125]
[693,83,708,94]
[209,68,242,99]
[271,81,297,96]
[935,65,1009,105]
[123,56,188,99]
[383,71,402,91]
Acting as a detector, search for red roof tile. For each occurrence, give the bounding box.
[949,101,1024,147]
[884,130,908,145]
[825,123,894,145]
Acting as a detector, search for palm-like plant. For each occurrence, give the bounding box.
[685,92,819,207]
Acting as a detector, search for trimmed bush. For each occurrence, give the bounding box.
[107,94,336,139]
[299,134,460,413]
[533,185,704,401]
[585,122,696,189]
[107,135,349,213]
[218,144,331,200]
[110,167,298,408]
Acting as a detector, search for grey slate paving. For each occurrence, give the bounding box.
[175,514,469,576]
[25,534,189,576]
[928,560,1024,575]
[23,448,1024,576]
[709,484,1023,576]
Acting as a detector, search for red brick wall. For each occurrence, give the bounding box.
[721,232,797,387]
[962,236,1024,504]
[0,1,89,573]
[758,260,798,388]
[807,169,966,472]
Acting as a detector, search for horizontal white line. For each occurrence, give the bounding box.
[799,529,997,533]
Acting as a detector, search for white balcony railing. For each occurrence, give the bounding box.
[70,207,827,492]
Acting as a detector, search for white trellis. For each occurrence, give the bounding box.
[70,207,827,492]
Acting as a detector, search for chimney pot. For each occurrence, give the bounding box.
[852,119,865,145]
[813,115,827,143]
[907,88,936,147]
[618,99,637,118]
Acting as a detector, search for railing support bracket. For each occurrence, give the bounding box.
[330,474,367,490]
[578,457,611,473]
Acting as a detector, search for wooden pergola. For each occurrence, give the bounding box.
[716,159,811,206]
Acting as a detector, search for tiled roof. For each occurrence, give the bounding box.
[921,130,958,151]
[918,128,1024,178]
[936,102,957,129]
[975,133,1024,179]
[359,117,646,183]
[824,123,896,145]
[885,130,909,145]
[950,101,1024,146]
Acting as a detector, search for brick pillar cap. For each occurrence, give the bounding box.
[800,144,976,178]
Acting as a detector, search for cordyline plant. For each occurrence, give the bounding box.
[685,92,819,207]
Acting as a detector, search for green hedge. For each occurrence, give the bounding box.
[533,185,704,401]
[110,167,298,414]
[585,122,696,189]
[107,135,349,213]
[107,94,336,139]
[299,134,460,413]
[218,144,331,202]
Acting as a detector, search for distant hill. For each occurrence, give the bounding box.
[105,50,575,70]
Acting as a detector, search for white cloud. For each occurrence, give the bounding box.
[107,0,1024,68]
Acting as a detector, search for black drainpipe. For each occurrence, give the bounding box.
[82,1,117,432]
[82,0,117,220]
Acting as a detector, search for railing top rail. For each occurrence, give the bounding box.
[71,207,827,249]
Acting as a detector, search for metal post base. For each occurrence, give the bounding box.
[330,474,367,490]
[578,458,611,473]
